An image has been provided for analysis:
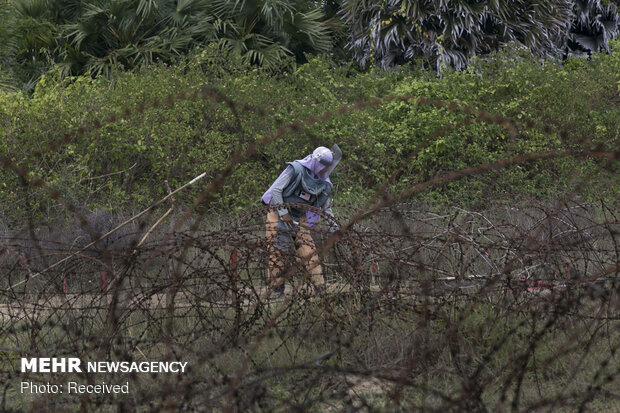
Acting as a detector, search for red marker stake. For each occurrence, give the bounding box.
[231,249,237,274]
[101,272,108,292]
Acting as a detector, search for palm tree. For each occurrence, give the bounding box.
[8,0,332,80]
[211,0,331,68]
[564,0,619,57]
[340,0,577,71]
[0,1,17,90]
[56,0,219,77]
[1,0,59,90]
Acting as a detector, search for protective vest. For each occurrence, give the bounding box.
[282,161,332,218]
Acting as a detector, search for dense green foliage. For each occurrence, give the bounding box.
[568,0,619,56]
[0,0,330,90]
[342,0,619,70]
[1,0,618,91]
[0,41,617,224]
[342,0,574,70]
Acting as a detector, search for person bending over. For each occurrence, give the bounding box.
[261,145,341,296]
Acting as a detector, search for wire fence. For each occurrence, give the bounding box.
[0,84,618,412]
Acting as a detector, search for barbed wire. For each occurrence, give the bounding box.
[0,83,618,412]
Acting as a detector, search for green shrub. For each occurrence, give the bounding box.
[0,45,617,224]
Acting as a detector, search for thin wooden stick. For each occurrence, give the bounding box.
[103,181,178,294]
[8,172,206,290]
[78,162,137,183]
[135,180,177,249]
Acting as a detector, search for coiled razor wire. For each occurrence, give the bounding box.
[0,83,618,411]
[1,200,618,411]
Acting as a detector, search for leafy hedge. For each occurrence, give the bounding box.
[0,43,618,224]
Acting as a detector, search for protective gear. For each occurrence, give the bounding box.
[312,146,334,166]
[261,144,341,206]
[262,144,342,297]
[324,144,342,177]
[281,161,332,219]
[265,210,324,292]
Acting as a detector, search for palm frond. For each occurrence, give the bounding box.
[342,0,585,70]
[13,0,49,18]
[0,68,18,92]
[260,0,295,31]
[290,9,331,52]
[136,0,159,19]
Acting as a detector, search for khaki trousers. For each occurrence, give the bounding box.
[265,210,324,289]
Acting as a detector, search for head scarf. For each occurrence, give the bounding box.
[262,145,341,226]
[295,146,334,182]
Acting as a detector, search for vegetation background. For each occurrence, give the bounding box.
[0,0,618,225]
[0,1,618,411]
